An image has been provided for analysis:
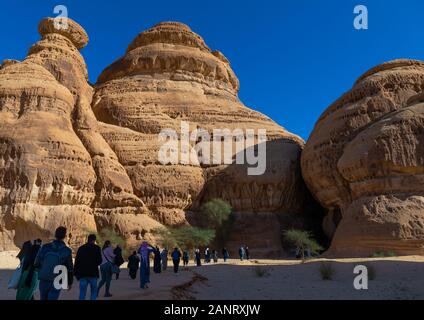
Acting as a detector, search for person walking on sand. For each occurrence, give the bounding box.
[127,251,140,280]
[160,248,168,271]
[204,247,210,263]
[153,246,162,274]
[97,240,115,298]
[113,244,125,280]
[245,246,250,260]
[16,241,32,263]
[138,242,154,289]
[34,227,73,301]
[16,239,42,300]
[182,250,189,266]
[172,248,182,274]
[74,234,102,300]
[195,249,201,266]
[212,250,218,263]
[222,248,229,262]
[239,246,244,261]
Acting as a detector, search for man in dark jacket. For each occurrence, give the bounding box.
[113,245,125,280]
[34,226,74,301]
[171,248,182,274]
[74,234,103,300]
[127,251,140,279]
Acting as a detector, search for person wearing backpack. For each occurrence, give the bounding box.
[74,234,102,300]
[34,227,73,301]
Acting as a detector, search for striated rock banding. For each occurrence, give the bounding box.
[93,22,316,257]
[302,59,424,257]
[0,18,160,249]
[0,19,319,256]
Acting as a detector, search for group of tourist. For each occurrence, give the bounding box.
[238,245,250,261]
[202,247,230,264]
[11,226,250,301]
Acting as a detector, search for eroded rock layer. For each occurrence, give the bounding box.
[93,22,314,256]
[0,18,158,249]
[302,59,424,256]
[0,19,318,255]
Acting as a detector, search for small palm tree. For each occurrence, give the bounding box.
[283,229,323,260]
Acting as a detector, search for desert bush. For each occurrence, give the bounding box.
[371,251,397,258]
[200,199,232,228]
[200,199,234,247]
[319,263,335,280]
[283,229,323,260]
[253,266,270,278]
[151,227,178,250]
[94,228,128,256]
[172,226,215,250]
[152,226,215,250]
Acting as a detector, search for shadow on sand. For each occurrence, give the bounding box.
[2,259,423,300]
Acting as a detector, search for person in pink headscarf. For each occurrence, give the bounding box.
[137,242,154,289]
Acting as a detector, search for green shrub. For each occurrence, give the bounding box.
[172,226,215,250]
[94,228,128,256]
[151,227,178,250]
[283,229,323,260]
[371,251,397,258]
[253,266,270,278]
[152,226,215,251]
[319,263,335,280]
[200,199,232,228]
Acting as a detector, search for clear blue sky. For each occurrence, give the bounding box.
[1,0,424,140]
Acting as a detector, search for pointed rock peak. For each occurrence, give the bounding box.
[126,20,210,53]
[38,17,89,49]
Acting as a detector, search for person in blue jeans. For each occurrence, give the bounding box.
[74,234,103,300]
[34,226,74,300]
[98,241,116,297]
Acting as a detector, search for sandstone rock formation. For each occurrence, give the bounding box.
[93,21,316,257]
[302,59,424,257]
[0,18,160,250]
[0,19,317,256]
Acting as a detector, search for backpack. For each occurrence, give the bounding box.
[38,243,62,281]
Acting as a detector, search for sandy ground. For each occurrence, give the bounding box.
[1,251,424,300]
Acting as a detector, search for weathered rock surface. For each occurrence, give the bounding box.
[0,19,318,256]
[0,18,156,249]
[302,59,424,257]
[93,21,316,256]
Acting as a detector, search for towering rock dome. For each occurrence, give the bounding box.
[0,19,319,256]
[0,18,160,250]
[302,59,424,257]
[93,22,317,256]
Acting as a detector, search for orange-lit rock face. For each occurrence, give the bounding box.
[93,22,316,256]
[302,60,424,257]
[0,20,317,256]
[0,18,157,250]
